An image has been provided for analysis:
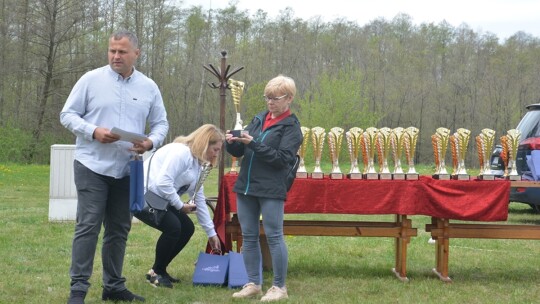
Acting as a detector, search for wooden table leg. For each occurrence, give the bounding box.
[432,217,452,282]
[392,214,410,282]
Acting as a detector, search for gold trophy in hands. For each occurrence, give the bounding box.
[506,129,522,180]
[377,127,392,180]
[310,127,326,179]
[296,127,311,178]
[404,127,419,180]
[228,79,245,175]
[477,128,496,180]
[328,127,345,179]
[363,127,379,179]
[432,127,451,180]
[391,127,406,180]
[346,127,364,179]
[451,128,471,180]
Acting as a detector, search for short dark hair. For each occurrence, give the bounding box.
[110,30,139,49]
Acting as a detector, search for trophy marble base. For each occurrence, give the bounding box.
[392,173,406,180]
[452,174,470,180]
[433,174,451,180]
[310,172,324,179]
[478,174,495,180]
[347,173,363,180]
[406,173,419,180]
[506,175,522,181]
[379,173,392,180]
[296,172,308,178]
[330,173,344,179]
[364,173,379,180]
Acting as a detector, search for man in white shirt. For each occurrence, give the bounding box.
[61,30,168,304]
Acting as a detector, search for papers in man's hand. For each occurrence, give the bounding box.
[111,127,147,143]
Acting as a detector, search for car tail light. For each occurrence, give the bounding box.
[516,187,527,193]
[520,137,540,150]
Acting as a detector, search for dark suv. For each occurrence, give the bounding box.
[491,103,540,212]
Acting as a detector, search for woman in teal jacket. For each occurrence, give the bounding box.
[226,75,302,302]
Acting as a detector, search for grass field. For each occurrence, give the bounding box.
[1,163,540,304]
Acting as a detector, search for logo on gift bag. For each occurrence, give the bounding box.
[203,265,221,273]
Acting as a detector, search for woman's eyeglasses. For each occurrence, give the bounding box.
[263,94,288,102]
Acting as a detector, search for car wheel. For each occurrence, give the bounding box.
[529,204,540,214]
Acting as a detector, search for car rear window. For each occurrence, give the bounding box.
[517,110,540,140]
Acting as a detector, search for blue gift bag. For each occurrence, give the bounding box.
[228,251,249,289]
[129,156,144,213]
[193,251,229,286]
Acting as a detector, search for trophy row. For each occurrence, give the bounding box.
[295,126,522,181]
[431,127,521,181]
[295,126,420,180]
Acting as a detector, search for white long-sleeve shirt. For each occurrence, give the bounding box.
[144,143,216,238]
[60,65,169,178]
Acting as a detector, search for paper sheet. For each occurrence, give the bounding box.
[111,127,147,143]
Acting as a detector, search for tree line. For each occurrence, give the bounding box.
[1,0,540,168]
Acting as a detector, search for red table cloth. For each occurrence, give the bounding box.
[213,174,510,250]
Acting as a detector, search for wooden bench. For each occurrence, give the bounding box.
[425,180,540,282]
[226,214,417,282]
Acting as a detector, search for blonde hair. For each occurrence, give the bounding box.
[173,124,225,167]
[264,75,296,99]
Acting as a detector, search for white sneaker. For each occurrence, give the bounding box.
[261,286,288,302]
[232,282,262,299]
[428,237,436,244]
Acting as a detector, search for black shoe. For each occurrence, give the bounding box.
[162,271,180,283]
[148,273,173,288]
[102,289,145,302]
[67,290,86,304]
[146,269,178,285]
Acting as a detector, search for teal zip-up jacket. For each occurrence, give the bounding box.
[226,110,303,200]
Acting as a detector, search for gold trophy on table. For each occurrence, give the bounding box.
[310,127,326,179]
[328,127,345,179]
[377,127,392,180]
[505,129,522,181]
[451,128,471,180]
[296,126,311,178]
[363,127,379,179]
[228,79,245,175]
[500,135,510,178]
[391,127,406,180]
[346,127,364,179]
[432,127,451,180]
[404,127,419,180]
[476,128,496,180]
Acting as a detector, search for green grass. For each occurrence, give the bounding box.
[1,163,540,303]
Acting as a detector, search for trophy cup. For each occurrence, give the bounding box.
[228,79,245,175]
[377,127,392,180]
[500,135,510,178]
[391,127,406,180]
[186,162,213,211]
[449,134,459,176]
[296,126,311,178]
[346,127,364,179]
[506,129,522,181]
[310,127,326,179]
[404,127,419,180]
[432,127,451,180]
[477,128,496,180]
[451,128,471,180]
[327,127,345,179]
[363,127,379,179]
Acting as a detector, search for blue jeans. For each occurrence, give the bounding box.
[236,194,288,288]
[69,160,131,293]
